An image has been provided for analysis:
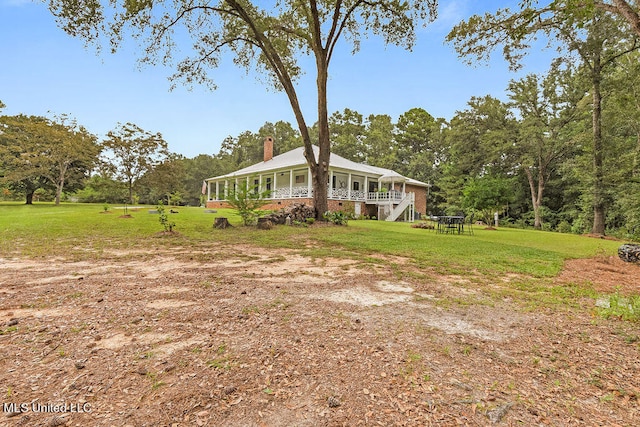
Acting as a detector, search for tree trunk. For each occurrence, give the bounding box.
[591,57,606,235]
[313,53,330,218]
[25,190,34,205]
[54,164,68,206]
[128,178,134,205]
[525,167,544,229]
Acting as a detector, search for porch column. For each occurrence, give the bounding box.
[364,176,368,201]
[307,168,312,197]
[348,173,352,200]
[289,169,294,197]
[215,182,219,200]
[273,172,277,197]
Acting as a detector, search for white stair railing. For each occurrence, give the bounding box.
[385,193,415,222]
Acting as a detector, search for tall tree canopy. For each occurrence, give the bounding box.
[507,65,587,229]
[522,1,640,37]
[0,114,100,204]
[47,0,438,217]
[447,2,639,234]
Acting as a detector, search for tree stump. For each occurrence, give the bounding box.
[257,217,273,230]
[618,244,640,263]
[214,217,231,229]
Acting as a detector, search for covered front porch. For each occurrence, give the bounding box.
[206,168,411,205]
[205,168,416,221]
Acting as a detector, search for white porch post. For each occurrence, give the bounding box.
[348,173,352,200]
[307,168,312,197]
[364,176,368,201]
[215,182,219,200]
[289,169,294,197]
[273,172,277,197]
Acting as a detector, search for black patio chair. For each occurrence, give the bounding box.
[466,213,474,235]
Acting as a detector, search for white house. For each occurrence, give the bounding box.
[205,137,429,221]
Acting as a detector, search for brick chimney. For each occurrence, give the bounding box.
[263,136,274,162]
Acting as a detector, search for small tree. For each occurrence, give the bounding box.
[226,178,270,226]
[156,201,176,232]
[462,176,515,226]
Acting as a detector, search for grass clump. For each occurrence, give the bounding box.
[597,292,640,322]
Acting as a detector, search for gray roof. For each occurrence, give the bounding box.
[207,145,429,187]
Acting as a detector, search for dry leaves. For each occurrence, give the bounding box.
[0,250,639,426]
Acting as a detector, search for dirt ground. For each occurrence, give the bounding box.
[1,245,639,426]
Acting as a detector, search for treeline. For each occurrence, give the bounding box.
[196,54,640,238]
[1,50,640,237]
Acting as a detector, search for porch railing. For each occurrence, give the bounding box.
[366,191,404,202]
[212,187,404,203]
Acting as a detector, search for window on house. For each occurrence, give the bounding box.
[295,175,305,184]
[353,181,360,191]
[266,177,272,191]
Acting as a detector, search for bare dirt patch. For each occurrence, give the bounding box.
[0,250,638,426]
[557,255,640,294]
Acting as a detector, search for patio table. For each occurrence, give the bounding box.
[436,216,465,234]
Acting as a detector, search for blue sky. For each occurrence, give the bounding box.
[0,1,554,158]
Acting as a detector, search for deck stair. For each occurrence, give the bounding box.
[385,193,415,222]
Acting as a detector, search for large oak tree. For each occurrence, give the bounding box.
[0,114,100,204]
[47,0,437,217]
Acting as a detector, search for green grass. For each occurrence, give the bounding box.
[597,292,640,321]
[2,202,637,321]
[0,202,622,278]
[305,220,620,277]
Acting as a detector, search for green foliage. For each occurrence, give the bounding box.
[102,122,168,204]
[329,108,367,163]
[0,114,100,205]
[75,174,128,204]
[226,178,270,226]
[323,211,349,225]
[556,220,572,234]
[462,175,515,224]
[156,201,176,232]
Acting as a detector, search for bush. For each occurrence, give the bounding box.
[323,211,348,225]
[226,178,270,226]
[557,220,572,234]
